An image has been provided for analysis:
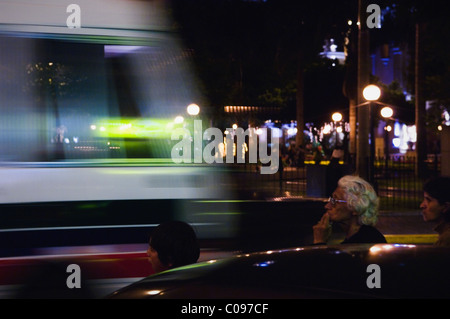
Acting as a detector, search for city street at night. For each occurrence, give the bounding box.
[0,0,449,304]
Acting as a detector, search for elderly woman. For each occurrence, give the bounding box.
[313,175,386,244]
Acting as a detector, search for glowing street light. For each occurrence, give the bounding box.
[331,112,343,147]
[174,115,184,124]
[363,84,381,101]
[332,112,343,122]
[380,106,393,118]
[187,103,200,116]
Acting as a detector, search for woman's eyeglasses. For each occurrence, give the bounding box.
[327,197,347,206]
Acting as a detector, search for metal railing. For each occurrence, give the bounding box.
[374,155,440,211]
[225,154,442,211]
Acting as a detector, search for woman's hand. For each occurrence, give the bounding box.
[312,213,332,244]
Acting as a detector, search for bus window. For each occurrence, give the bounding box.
[0,35,202,161]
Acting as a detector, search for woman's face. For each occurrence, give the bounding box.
[420,192,446,222]
[325,186,355,223]
[146,245,170,274]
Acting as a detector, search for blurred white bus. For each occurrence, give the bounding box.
[0,0,237,256]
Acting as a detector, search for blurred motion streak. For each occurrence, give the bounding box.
[0,0,240,298]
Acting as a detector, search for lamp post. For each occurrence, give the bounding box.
[358,85,395,187]
[362,85,381,186]
[380,106,394,178]
[186,103,200,162]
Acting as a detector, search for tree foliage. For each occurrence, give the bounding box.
[170,0,353,123]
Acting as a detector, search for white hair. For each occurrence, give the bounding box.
[338,175,379,226]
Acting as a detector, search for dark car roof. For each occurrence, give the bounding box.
[108,244,450,299]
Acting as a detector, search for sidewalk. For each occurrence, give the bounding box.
[377,210,438,244]
[326,210,438,245]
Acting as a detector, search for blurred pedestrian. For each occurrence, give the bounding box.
[147,221,200,274]
[313,175,386,244]
[420,176,450,247]
[330,144,344,165]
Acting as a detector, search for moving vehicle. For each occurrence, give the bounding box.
[0,0,238,257]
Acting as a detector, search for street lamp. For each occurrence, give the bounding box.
[174,115,184,124]
[361,85,396,186]
[187,103,200,116]
[332,112,343,122]
[363,84,381,101]
[362,84,381,186]
[381,106,394,176]
[332,112,343,147]
[380,106,393,118]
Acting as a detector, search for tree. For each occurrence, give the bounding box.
[170,0,356,145]
[374,0,450,176]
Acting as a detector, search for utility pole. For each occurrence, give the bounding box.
[296,50,305,147]
[415,22,427,178]
[343,6,358,164]
[356,0,371,181]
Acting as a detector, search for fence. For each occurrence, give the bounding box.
[225,163,307,199]
[374,155,440,211]
[226,154,441,212]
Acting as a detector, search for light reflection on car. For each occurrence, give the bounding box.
[107,243,450,299]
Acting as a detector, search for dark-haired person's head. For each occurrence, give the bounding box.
[146,221,200,273]
[420,177,450,222]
